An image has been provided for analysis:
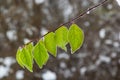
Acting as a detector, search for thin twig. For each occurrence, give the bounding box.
[60,0,108,26]
[24,0,108,46]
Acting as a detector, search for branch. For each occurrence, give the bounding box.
[60,0,108,26]
[25,0,109,46]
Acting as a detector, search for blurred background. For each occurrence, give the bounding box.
[0,0,120,80]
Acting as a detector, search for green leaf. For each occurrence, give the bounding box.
[44,32,57,57]
[16,48,24,68]
[20,43,33,72]
[68,24,84,53]
[25,43,34,54]
[33,40,49,68]
[55,26,68,51]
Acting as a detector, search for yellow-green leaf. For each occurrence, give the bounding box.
[55,26,68,51]
[33,40,49,68]
[44,32,57,57]
[68,24,84,53]
[16,48,24,68]
[20,43,33,72]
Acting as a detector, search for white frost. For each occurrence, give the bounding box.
[42,70,57,80]
[16,70,24,80]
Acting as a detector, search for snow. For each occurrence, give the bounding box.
[0,58,3,63]
[76,52,87,58]
[94,41,100,48]
[105,39,112,45]
[107,4,113,10]
[42,8,52,21]
[40,27,48,36]
[96,55,111,65]
[0,57,16,79]
[99,55,111,63]
[64,69,72,78]
[116,0,120,6]
[6,30,17,41]
[63,5,73,21]
[58,0,73,21]
[82,0,89,7]
[35,0,45,4]
[0,65,9,79]
[88,65,96,70]
[99,29,106,39]
[111,52,117,58]
[42,70,57,80]
[26,28,33,36]
[16,70,24,80]
[3,57,16,67]
[113,42,119,48]
[60,62,66,69]
[71,67,76,72]
[80,67,87,75]
[58,52,70,60]
[84,21,90,27]
[23,38,30,44]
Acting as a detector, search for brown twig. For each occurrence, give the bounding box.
[60,0,108,26]
[24,0,109,46]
